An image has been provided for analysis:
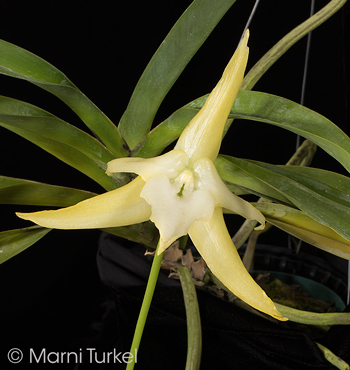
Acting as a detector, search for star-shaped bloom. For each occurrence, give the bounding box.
[17,31,286,321]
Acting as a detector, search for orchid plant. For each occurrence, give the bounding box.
[1,0,350,369]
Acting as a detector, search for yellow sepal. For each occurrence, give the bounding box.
[175,30,249,164]
[17,177,151,229]
[189,207,287,321]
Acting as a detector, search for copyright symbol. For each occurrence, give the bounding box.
[7,348,23,363]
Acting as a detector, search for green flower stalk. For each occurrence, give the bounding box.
[16,30,286,321]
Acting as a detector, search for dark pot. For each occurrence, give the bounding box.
[82,233,350,370]
[239,243,348,304]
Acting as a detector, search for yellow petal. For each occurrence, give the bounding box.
[193,157,265,229]
[175,30,249,164]
[16,177,151,229]
[107,149,188,181]
[189,207,287,321]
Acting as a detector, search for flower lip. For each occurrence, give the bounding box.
[140,174,215,252]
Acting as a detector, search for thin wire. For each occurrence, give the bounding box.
[296,0,315,149]
[292,0,315,256]
[241,0,261,40]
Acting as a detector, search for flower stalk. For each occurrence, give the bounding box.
[126,241,164,370]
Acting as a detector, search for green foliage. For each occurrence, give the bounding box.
[0,175,96,206]
[0,96,120,190]
[0,1,348,270]
[217,157,350,243]
[0,40,127,157]
[118,0,237,149]
[0,226,51,264]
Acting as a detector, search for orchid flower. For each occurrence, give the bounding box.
[17,30,286,321]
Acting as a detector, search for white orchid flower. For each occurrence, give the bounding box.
[17,30,286,321]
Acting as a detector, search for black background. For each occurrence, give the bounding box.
[0,1,349,369]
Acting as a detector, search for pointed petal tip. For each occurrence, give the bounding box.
[16,212,28,220]
[242,28,249,45]
[254,222,265,231]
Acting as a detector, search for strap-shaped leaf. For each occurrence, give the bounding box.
[0,175,96,206]
[132,107,198,158]
[215,156,293,205]
[118,0,237,150]
[133,90,350,171]
[254,202,350,260]
[215,91,350,172]
[257,164,350,209]
[0,226,51,264]
[0,40,128,157]
[220,156,350,242]
[0,96,121,190]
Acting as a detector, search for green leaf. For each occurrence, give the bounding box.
[254,202,350,260]
[189,91,350,172]
[0,175,96,207]
[0,226,51,264]
[215,156,293,205]
[258,164,350,209]
[0,39,128,157]
[132,107,198,157]
[133,90,350,169]
[220,156,350,242]
[230,91,350,173]
[118,0,237,150]
[0,96,122,190]
[103,221,159,249]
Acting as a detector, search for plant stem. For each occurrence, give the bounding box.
[286,139,317,167]
[232,138,316,248]
[178,266,202,370]
[126,241,164,370]
[316,343,350,370]
[232,219,257,250]
[242,223,273,270]
[275,303,350,326]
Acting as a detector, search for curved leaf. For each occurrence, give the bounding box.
[220,156,350,242]
[118,0,237,149]
[132,104,233,158]
[257,164,350,209]
[133,90,350,170]
[132,107,198,157]
[254,202,350,260]
[0,96,122,190]
[215,156,293,205]
[214,91,350,172]
[0,226,51,264]
[0,175,96,207]
[0,39,128,157]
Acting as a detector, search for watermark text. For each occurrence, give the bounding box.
[6,347,137,365]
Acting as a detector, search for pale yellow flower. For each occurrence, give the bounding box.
[17,30,286,321]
